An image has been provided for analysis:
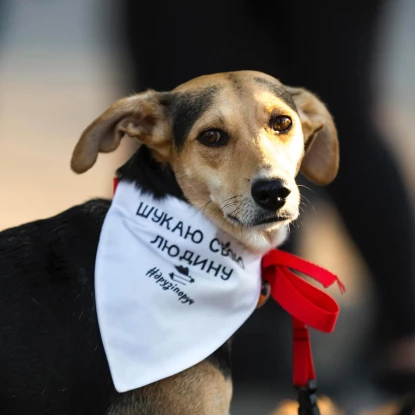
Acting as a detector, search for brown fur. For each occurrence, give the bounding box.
[109,361,232,415]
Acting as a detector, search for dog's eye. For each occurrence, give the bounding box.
[197,129,228,147]
[271,116,292,133]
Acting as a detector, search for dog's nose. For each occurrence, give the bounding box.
[251,179,291,211]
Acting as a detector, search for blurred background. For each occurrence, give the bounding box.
[0,1,414,414]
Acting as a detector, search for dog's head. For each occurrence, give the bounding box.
[71,71,338,253]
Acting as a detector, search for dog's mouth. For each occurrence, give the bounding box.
[227,213,293,228]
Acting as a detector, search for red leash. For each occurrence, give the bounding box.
[261,249,345,414]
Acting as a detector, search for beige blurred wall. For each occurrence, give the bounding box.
[0,0,130,231]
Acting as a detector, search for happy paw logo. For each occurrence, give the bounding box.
[145,266,195,305]
[169,265,195,285]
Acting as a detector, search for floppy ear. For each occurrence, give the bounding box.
[71,90,171,174]
[288,87,339,185]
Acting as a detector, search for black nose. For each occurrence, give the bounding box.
[251,179,291,211]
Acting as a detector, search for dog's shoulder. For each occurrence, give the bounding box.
[0,198,110,277]
[0,199,117,411]
[0,197,110,240]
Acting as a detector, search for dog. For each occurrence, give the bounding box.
[0,71,338,415]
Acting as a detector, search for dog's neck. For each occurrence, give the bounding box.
[116,146,288,254]
[117,146,186,201]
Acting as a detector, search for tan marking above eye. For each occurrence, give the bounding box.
[270,115,292,132]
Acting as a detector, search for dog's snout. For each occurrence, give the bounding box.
[251,179,291,211]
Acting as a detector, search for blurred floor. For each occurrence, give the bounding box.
[0,1,414,414]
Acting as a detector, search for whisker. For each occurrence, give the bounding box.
[298,184,315,194]
[300,194,312,206]
[219,195,240,207]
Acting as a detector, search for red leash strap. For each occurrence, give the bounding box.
[261,249,345,388]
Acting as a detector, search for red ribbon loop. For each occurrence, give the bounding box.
[261,249,345,387]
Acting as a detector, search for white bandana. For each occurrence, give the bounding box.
[95,180,262,393]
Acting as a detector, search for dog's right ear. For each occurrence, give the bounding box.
[71,90,172,174]
[287,87,339,185]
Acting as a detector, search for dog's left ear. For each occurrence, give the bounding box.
[288,87,339,185]
[71,90,171,174]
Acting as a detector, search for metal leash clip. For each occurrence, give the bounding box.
[297,380,320,415]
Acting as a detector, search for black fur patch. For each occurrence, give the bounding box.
[0,199,117,414]
[253,76,297,110]
[116,145,186,202]
[170,85,220,149]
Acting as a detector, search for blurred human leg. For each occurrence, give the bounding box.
[282,2,415,390]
